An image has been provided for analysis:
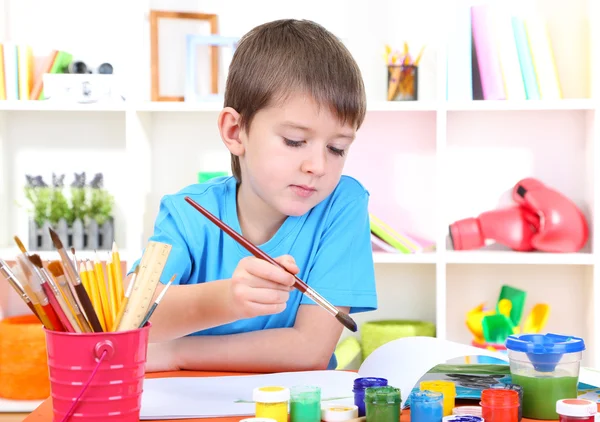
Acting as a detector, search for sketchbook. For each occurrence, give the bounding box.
[139,336,600,420]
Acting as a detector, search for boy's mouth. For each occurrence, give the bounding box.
[290,185,316,198]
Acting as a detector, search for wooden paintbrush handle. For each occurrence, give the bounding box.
[74,284,104,332]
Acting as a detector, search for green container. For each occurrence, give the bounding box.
[360,320,436,360]
[197,171,228,184]
[365,386,401,422]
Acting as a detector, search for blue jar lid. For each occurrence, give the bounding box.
[505,333,585,354]
[442,416,484,422]
[412,390,443,403]
[353,377,388,391]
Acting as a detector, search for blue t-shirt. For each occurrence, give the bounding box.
[131,175,377,369]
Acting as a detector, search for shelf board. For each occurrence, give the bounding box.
[447,99,596,111]
[0,248,126,262]
[367,101,439,111]
[372,251,437,264]
[134,101,223,112]
[0,100,127,112]
[445,250,595,265]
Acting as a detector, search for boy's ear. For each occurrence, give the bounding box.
[218,107,245,156]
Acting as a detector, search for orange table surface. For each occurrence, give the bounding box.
[22,370,600,421]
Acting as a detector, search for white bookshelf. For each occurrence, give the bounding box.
[1,0,599,368]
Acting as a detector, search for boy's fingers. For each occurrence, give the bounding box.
[246,287,290,305]
[246,258,296,287]
[274,255,299,275]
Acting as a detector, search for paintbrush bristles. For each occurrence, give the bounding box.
[48,228,64,250]
[27,254,44,269]
[13,236,27,254]
[336,312,358,333]
[47,261,65,278]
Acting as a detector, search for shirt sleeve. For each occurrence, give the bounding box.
[300,190,377,314]
[127,196,192,286]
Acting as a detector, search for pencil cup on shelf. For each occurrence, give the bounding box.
[44,322,151,421]
[387,64,418,101]
[0,314,50,400]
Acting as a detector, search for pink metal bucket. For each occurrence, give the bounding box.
[44,323,150,422]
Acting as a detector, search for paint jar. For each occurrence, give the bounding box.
[352,377,388,416]
[321,404,359,421]
[253,386,290,422]
[420,380,456,416]
[490,383,523,421]
[480,388,519,422]
[442,416,484,422]
[365,386,401,422]
[452,406,482,417]
[506,333,585,420]
[290,385,320,422]
[556,399,597,422]
[410,390,443,422]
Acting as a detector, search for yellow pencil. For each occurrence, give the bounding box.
[94,253,115,327]
[112,241,124,307]
[106,254,118,322]
[112,267,139,331]
[79,263,90,296]
[85,260,106,332]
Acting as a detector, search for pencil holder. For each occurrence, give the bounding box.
[0,314,50,400]
[387,64,418,101]
[44,322,150,421]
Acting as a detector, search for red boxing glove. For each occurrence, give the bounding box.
[512,178,589,252]
[449,206,539,251]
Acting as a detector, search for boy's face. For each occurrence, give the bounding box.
[239,92,356,218]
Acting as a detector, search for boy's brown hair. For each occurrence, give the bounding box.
[224,19,366,182]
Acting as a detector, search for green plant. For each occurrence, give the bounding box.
[70,172,88,223]
[88,173,114,225]
[23,175,51,227]
[49,173,70,225]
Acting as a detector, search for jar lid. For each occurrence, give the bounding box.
[252,386,290,403]
[353,377,388,390]
[420,380,456,396]
[506,333,585,354]
[412,390,443,403]
[321,404,358,421]
[365,386,401,404]
[556,399,597,417]
[442,416,484,422]
[452,405,483,416]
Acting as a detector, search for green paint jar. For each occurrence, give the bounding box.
[365,386,401,422]
[290,385,321,422]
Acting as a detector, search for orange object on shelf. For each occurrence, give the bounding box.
[0,314,50,400]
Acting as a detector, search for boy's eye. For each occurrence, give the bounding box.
[284,138,304,147]
[328,146,346,157]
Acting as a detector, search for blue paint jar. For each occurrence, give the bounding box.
[441,416,484,422]
[410,390,443,422]
[352,377,388,417]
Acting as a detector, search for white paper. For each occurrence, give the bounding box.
[139,336,600,419]
[0,397,44,413]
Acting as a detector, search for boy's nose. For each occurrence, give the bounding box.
[301,151,326,176]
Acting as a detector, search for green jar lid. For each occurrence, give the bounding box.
[365,386,401,405]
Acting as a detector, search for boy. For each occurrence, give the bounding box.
[133,19,377,373]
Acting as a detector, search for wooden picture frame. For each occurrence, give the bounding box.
[150,10,218,102]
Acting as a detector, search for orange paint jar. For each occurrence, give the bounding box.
[0,314,50,399]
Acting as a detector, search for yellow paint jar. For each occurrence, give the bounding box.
[420,380,456,416]
[253,386,290,422]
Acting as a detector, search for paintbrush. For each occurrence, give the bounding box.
[0,258,42,321]
[27,254,77,332]
[184,196,358,332]
[16,254,64,331]
[48,227,104,332]
[137,274,175,329]
[47,260,91,333]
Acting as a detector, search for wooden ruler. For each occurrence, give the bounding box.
[116,241,172,331]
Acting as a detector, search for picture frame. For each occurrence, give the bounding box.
[149,10,219,102]
[184,34,240,102]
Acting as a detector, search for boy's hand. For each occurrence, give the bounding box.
[229,255,299,319]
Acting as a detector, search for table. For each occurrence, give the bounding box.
[14,370,600,421]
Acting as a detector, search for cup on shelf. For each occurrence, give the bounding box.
[387,64,418,101]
